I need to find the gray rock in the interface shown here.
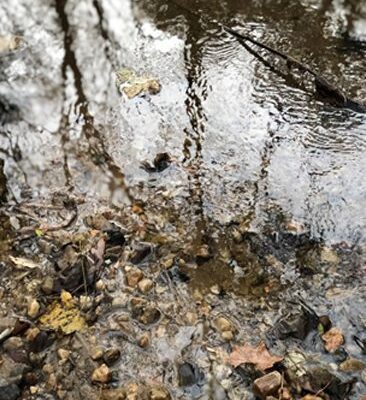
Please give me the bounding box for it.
[0,377,20,400]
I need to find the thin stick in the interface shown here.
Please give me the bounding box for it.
[167,0,366,112]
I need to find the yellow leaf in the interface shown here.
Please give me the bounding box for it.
[39,292,86,335]
[35,229,44,237]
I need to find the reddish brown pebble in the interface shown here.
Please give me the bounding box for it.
[253,371,282,399]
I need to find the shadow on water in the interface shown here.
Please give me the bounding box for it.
[129,0,366,294]
[55,0,133,203]
[0,0,365,294]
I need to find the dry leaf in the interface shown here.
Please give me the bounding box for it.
[322,327,344,352]
[0,35,23,54]
[90,237,105,268]
[115,68,161,99]
[228,342,283,371]
[9,256,39,269]
[39,290,86,335]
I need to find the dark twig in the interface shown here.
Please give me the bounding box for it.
[168,0,366,113]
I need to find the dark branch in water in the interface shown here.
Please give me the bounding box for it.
[168,0,366,113]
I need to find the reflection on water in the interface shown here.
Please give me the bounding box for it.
[0,0,366,245]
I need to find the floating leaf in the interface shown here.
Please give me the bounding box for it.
[322,327,344,352]
[9,256,39,269]
[115,68,161,99]
[0,35,23,54]
[39,290,86,335]
[228,342,283,371]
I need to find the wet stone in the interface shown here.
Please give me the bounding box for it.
[178,362,203,387]
[150,386,171,400]
[0,377,21,400]
[29,331,51,353]
[339,358,366,372]
[214,316,234,341]
[138,332,150,348]
[103,348,121,366]
[3,337,23,352]
[104,226,126,247]
[195,245,211,264]
[125,267,144,288]
[139,305,161,325]
[253,371,281,399]
[90,347,104,361]
[130,298,161,325]
[41,276,54,294]
[138,278,154,293]
[101,389,126,400]
[272,305,317,340]
[57,349,70,363]
[27,299,40,318]
[130,243,152,264]
[91,364,112,384]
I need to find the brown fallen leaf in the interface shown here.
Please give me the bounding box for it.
[228,342,283,371]
[322,327,344,352]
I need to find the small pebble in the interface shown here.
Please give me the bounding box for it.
[92,364,112,384]
[57,349,70,362]
[95,279,106,291]
[214,316,233,333]
[104,348,121,366]
[138,333,150,348]
[41,277,54,294]
[253,371,282,399]
[3,336,23,352]
[339,358,366,372]
[91,347,104,361]
[138,278,154,293]
[27,299,40,318]
[150,386,171,400]
[125,267,144,287]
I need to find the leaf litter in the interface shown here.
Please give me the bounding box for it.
[39,290,86,335]
[228,342,283,371]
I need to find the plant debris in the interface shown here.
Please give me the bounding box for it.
[0,35,23,54]
[39,290,86,335]
[322,327,344,353]
[228,342,283,371]
[115,68,161,99]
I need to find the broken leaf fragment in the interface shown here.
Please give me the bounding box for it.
[39,290,86,335]
[0,35,23,54]
[115,68,161,99]
[228,342,283,371]
[322,327,344,352]
[9,256,39,269]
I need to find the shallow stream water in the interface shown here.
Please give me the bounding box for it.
[1,1,366,398]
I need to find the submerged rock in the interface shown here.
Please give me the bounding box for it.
[91,364,112,384]
[0,377,21,400]
[253,371,282,399]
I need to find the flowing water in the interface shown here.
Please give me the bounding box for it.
[1,0,366,244]
[1,0,366,398]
